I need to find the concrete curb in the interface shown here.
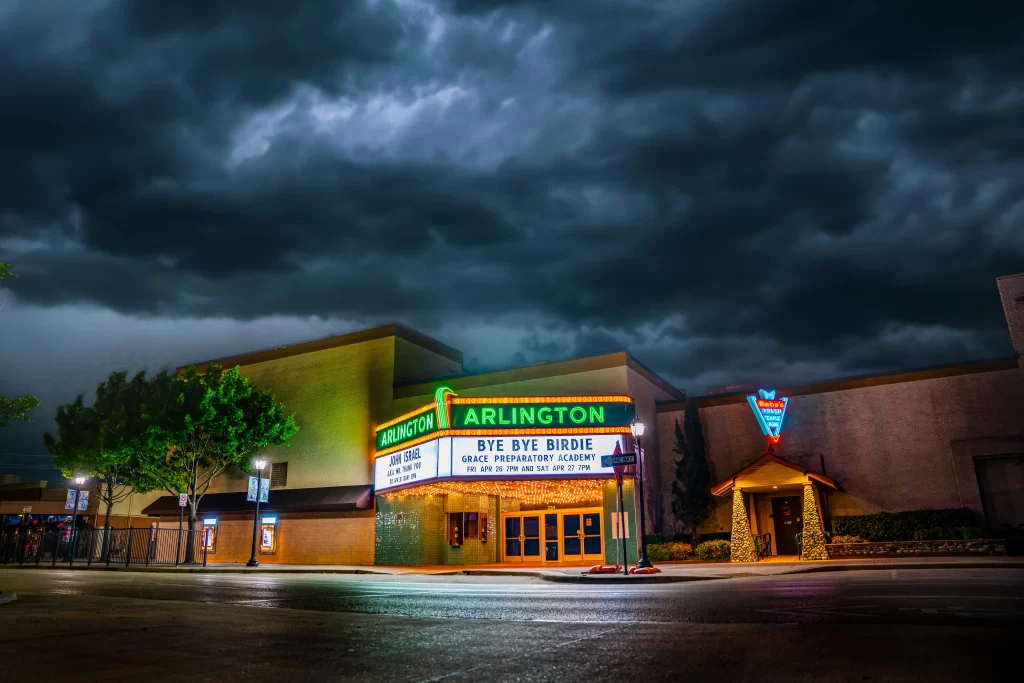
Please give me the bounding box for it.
[543,573,721,584]
[0,565,395,575]
[781,561,1024,575]
[446,569,722,583]
[0,591,17,606]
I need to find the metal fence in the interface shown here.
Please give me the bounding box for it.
[0,526,208,568]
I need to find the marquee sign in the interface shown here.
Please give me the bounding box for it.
[373,390,636,492]
[374,434,629,493]
[747,389,788,444]
[374,389,635,456]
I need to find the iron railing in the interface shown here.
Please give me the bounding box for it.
[753,532,772,560]
[0,527,207,568]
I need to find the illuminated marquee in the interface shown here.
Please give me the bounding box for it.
[374,434,629,493]
[374,390,635,457]
[746,389,788,444]
[372,391,635,493]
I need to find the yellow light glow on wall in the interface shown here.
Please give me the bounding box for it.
[372,427,633,458]
[383,479,605,507]
[374,402,437,432]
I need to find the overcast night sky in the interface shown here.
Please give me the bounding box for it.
[1,1,1023,476]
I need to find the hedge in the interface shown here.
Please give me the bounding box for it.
[665,532,731,543]
[832,509,979,542]
[695,539,731,561]
[646,542,694,561]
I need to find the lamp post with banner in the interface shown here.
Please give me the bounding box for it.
[246,457,268,567]
[631,416,653,569]
[66,475,89,561]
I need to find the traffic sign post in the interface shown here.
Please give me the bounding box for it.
[604,443,632,575]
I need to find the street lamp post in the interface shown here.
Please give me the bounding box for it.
[69,475,87,561]
[631,417,652,568]
[246,457,267,568]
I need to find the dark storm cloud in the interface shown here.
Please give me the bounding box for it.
[1,0,1022,437]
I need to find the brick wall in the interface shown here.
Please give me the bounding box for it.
[191,511,375,565]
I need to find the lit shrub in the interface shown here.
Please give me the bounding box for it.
[695,539,731,561]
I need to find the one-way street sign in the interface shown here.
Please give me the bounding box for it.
[601,452,637,468]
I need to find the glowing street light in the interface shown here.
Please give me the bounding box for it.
[630,417,652,569]
[246,457,268,568]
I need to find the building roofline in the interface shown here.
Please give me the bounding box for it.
[710,451,838,496]
[657,354,1020,413]
[180,324,463,371]
[624,353,687,400]
[394,351,684,401]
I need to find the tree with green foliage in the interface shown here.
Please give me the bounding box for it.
[0,262,40,427]
[45,371,168,539]
[137,364,299,538]
[671,397,712,542]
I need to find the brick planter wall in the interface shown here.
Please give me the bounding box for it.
[826,539,1007,558]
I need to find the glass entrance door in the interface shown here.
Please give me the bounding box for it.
[561,512,604,563]
[504,516,521,560]
[503,514,541,562]
[502,508,604,564]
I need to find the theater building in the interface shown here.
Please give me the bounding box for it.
[139,273,1024,565]
[141,327,681,565]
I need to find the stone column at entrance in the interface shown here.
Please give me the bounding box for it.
[729,489,758,563]
[800,483,829,560]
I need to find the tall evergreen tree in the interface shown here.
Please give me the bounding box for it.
[671,398,711,542]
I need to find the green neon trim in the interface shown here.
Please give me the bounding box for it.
[434,386,455,429]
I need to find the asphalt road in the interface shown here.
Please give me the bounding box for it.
[1,568,1022,681]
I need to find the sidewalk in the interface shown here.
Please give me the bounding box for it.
[3,555,1021,582]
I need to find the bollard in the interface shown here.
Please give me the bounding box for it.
[125,530,134,568]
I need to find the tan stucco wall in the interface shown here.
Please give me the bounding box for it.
[658,365,1024,534]
[209,335,398,493]
[394,336,462,385]
[625,367,679,534]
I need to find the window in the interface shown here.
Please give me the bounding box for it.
[465,512,479,540]
[447,513,462,546]
[447,512,488,546]
[270,462,288,489]
[202,518,218,553]
[260,515,278,554]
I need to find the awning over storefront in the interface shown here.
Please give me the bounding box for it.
[141,485,374,516]
[710,451,838,496]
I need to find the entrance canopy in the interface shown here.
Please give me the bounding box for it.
[710,451,838,497]
[379,479,606,507]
